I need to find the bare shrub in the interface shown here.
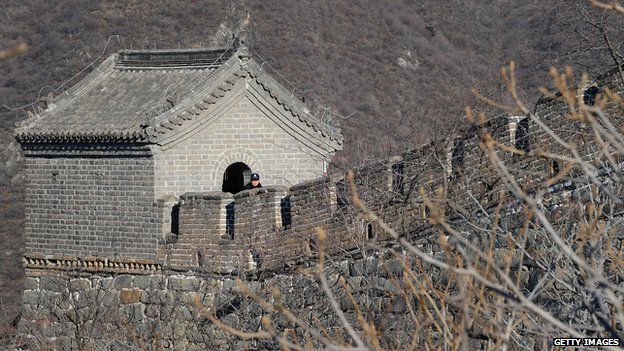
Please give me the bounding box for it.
[206,9,624,351]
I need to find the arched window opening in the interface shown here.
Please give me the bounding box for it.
[197,251,203,268]
[332,181,350,214]
[391,162,405,194]
[280,196,292,229]
[159,195,180,243]
[583,86,600,106]
[222,162,251,194]
[515,118,530,152]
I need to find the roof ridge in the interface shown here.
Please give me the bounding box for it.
[116,41,240,69]
[117,45,235,54]
[14,43,343,150]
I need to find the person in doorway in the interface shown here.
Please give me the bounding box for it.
[243,172,263,190]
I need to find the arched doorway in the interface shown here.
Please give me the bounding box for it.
[222,162,251,194]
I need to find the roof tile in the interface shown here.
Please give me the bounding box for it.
[15,42,343,148]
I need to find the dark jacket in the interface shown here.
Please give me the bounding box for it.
[243,182,263,190]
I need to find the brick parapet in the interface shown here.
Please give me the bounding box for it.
[159,181,357,274]
[20,65,624,277]
[21,109,623,276]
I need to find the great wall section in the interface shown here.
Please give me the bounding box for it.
[12,42,624,350]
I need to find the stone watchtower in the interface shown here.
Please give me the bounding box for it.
[14,41,342,266]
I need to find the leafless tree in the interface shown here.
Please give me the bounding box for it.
[205,3,624,351]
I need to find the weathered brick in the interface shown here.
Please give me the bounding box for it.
[22,155,159,260]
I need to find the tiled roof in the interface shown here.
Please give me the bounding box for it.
[116,47,234,69]
[15,42,342,148]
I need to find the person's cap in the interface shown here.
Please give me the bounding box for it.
[251,173,260,180]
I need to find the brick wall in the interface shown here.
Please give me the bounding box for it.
[163,188,286,273]
[17,65,624,351]
[152,82,333,199]
[164,180,356,273]
[19,64,624,276]
[288,178,354,256]
[161,192,229,270]
[23,151,160,260]
[20,95,621,272]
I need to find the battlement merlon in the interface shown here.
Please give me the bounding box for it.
[22,179,354,275]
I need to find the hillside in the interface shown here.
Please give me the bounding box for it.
[1,0,622,327]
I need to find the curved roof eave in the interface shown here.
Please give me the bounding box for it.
[14,44,343,151]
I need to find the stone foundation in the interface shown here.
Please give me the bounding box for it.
[20,237,551,350]
[19,244,458,350]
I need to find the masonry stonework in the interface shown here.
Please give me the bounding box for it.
[22,150,160,260]
[15,42,342,265]
[152,91,325,200]
[14,41,624,349]
[19,247,456,351]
